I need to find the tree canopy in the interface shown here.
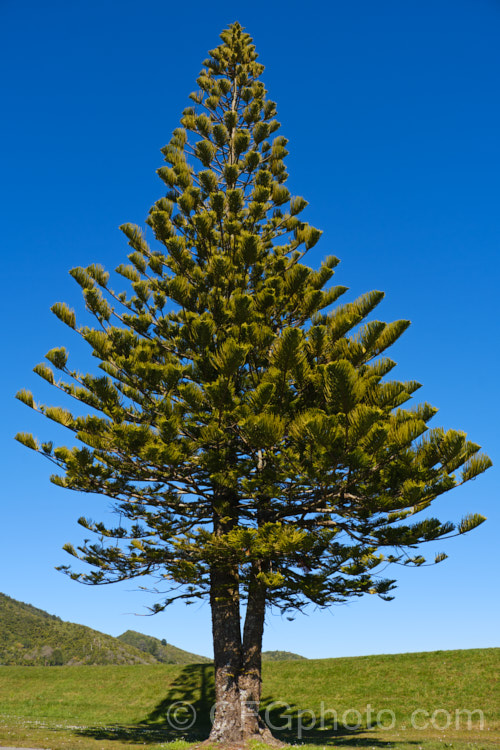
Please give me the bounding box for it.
[16,21,491,743]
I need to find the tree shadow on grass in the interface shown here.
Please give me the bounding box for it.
[75,663,418,747]
[75,664,214,745]
[259,695,420,747]
[144,662,215,739]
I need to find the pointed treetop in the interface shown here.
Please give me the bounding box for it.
[207,21,262,73]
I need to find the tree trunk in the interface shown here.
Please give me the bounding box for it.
[208,484,280,745]
[240,573,274,740]
[209,564,243,744]
[208,562,284,745]
[241,576,264,728]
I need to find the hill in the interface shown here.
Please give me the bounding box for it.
[262,650,306,661]
[117,630,211,664]
[0,591,305,668]
[0,592,157,666]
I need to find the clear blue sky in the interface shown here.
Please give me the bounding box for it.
[1,0,498,659]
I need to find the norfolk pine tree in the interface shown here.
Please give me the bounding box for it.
[16,23,491,744]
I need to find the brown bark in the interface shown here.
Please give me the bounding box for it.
[209,563,244,743]
[239,571,276,742]
[208,488,243,743]
[208,488,280,744]
[209,561,283,745]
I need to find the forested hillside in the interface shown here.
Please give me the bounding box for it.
[0,593,307,667]
[117,630,211,664]
[262,650,306,661]
[0,593,159,666]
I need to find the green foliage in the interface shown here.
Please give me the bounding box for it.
[17,22,491,618]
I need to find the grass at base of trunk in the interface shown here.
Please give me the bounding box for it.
[0,648,497,750]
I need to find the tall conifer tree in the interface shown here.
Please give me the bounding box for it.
[17,23,491,744]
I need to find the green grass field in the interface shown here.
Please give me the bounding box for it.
[0,647,498,750]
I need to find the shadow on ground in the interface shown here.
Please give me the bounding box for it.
[75,663,418,747]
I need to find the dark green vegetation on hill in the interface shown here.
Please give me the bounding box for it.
[0,647,497,750]
[0,593,206,666]
[117,630,210,664]
[261,650,305,661]
[0,592,303,667]
[0,592,155,666]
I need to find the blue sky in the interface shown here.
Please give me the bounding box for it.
[1,0,499,659]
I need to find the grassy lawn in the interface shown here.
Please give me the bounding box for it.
[0,648,498,750]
